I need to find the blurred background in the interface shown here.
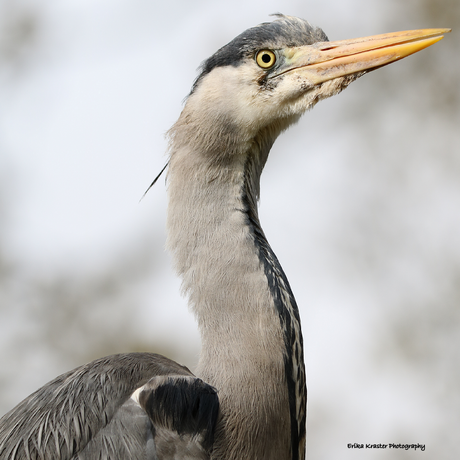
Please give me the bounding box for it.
[0,0,458,458]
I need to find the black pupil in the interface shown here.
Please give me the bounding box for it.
[262,53,271,63]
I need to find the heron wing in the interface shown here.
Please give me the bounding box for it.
[0,353,219,460]
[74,397,157,460]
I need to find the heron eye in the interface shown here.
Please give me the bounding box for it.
[256,50,276,69]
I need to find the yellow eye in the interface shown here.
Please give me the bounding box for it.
[256,50,276,69]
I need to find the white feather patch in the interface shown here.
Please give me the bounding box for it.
[130,385,145,406]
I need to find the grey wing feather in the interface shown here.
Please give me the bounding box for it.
[75,398,157,460]
[0,353,219,460]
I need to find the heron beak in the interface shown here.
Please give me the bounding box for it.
[279,28,451,84]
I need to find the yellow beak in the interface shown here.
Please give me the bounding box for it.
[278,28,451,84]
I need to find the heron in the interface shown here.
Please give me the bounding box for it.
[0,14,449,460]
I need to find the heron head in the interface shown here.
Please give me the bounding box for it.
[173,15,449,158]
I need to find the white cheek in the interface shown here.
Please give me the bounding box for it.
[192,66,270,131]
[190,65,313,133]
[214,68,262,124]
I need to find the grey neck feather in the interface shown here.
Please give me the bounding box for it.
[166,99,306,460]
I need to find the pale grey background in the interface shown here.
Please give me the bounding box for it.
[0,0,459,458]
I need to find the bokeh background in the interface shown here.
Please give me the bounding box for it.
[0,0,459,458]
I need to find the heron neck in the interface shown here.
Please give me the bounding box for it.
[166,134,305,459]
[166,142,274,330]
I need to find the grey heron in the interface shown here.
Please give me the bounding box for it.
[0,14,449,460]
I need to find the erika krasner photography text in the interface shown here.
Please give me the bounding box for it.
[348,443,426,451]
